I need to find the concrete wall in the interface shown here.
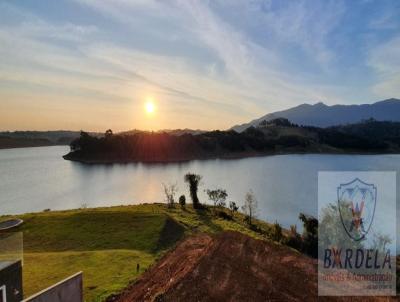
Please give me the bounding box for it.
[0,260,23,302]
[23,272,82,302]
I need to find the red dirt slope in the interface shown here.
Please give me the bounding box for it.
[110,231,396,302]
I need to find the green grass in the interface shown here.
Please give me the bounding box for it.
[24,250,154,302]
[2,203,273,302]
[20,211,168,252]
[165,206,272,239]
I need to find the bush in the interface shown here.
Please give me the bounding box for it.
[271,221,283,242]
[216,210,232,220]
[179,195,186,208]
[285,224,302,250]
[249,223,263,234]
[228,201,239,217]
[299,213,318,258]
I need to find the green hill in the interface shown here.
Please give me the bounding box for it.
[3,204,274,301]
[63,119,400,163]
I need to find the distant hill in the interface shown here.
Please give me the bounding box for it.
[120,129,204,136]
[232,98,400,132]
[0,129,204,150]
[0,131,90,149]
[159,128,205,136]
[0,136,54,149]
[63,119,400,163]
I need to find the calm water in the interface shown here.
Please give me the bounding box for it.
[1,146,399,231]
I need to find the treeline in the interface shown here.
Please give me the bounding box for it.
[330,118,400,147]
[65,128,275,162]
[64,118,400,163]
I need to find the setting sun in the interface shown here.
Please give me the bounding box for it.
[145,100,155,114]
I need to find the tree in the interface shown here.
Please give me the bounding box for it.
[184,173,202,209]
[162,183,178,208]
[105,129,113,138]
[242,190,258,225]
[179,195,186,208]
[80,130,90,139]
[71,131,90,151]
[299,212,319,258]
[206,189,227,207]
[229,201,239,217]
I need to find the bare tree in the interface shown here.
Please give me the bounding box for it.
[242,190,258,225]
[163,183,178,208]
[372,232,392,252]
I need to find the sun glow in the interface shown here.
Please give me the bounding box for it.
[145,99,155,114]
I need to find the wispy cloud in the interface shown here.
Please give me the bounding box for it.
[0,0,399,131]
[368,35,400,98]
[206,0,346,66]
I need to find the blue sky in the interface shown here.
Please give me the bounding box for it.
[0,0,399,131]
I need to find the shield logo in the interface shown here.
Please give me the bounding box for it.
[337,178,377,241]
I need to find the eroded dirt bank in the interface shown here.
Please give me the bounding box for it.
[109,231,396,302]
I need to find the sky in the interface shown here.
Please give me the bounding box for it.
[0,0,399,132]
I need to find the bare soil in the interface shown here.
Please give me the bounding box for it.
[109,231,398,302]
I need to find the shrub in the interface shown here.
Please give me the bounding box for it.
[216,210,232,220]
[179,195,186,208]
[285,224,302,250]
[228,201,239,217]
[271,221,283,242]
[299,213,318,258]
[249,223,263,234]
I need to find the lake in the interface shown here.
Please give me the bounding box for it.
[1,146,399,231]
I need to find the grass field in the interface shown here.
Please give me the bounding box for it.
[2,203,272,302]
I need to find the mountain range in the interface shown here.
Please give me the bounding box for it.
[231,98,400,132]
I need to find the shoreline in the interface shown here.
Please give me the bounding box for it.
[0,143,68,150]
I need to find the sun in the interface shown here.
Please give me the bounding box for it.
[145,100,155,114]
